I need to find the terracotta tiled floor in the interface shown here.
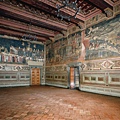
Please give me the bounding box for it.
[0,86,120,120]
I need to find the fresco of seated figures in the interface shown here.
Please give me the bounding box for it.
[46,31,81,64]
[0,37,44,64]
[85,14,120,60]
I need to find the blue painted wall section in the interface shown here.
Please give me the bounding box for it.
[0,37,44,64]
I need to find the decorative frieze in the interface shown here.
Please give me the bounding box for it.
[0,64,30,71]
[81,57,120,71]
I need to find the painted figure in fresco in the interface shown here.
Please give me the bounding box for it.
[22,48,26,56]
[29,48,32,57]
[18,47,21,56]
[36,49,40,57]
[32,49,36,60]
[26,43,31,57]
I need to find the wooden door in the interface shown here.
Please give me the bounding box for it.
[31,68,40,85]
[70,67,75,89]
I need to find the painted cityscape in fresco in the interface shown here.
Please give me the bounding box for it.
[85,15,120,60]
[0,37,44,64]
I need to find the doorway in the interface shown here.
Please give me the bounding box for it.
[31,68,40,85]
[67,62,81,89]
[69,66,80,89]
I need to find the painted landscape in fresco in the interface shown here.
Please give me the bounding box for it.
[85,15,120,60]
[0,37,44,64]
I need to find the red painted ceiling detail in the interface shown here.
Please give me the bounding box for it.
[0,0,118,42]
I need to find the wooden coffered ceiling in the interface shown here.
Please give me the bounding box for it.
[0,0,119,43]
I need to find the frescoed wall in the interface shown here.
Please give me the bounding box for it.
[80,14,120,97]
[0,36,45,87]
[0,37,44,64]
[46,29,82,87]
[46,31,81,65]
[46,14,120,96]
[85,14,120,60]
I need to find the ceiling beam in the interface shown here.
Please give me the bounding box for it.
[0,25,50,39]
[104,0,120,6]
[0,10,66,34]
[19,0,57,15]
[0,2,68,30]
[87,0,113,9]
[0,28,47,42]
[17,0,84,25]
[104,0,114,6]
[0,17,55,37]
[85,0,113,16]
